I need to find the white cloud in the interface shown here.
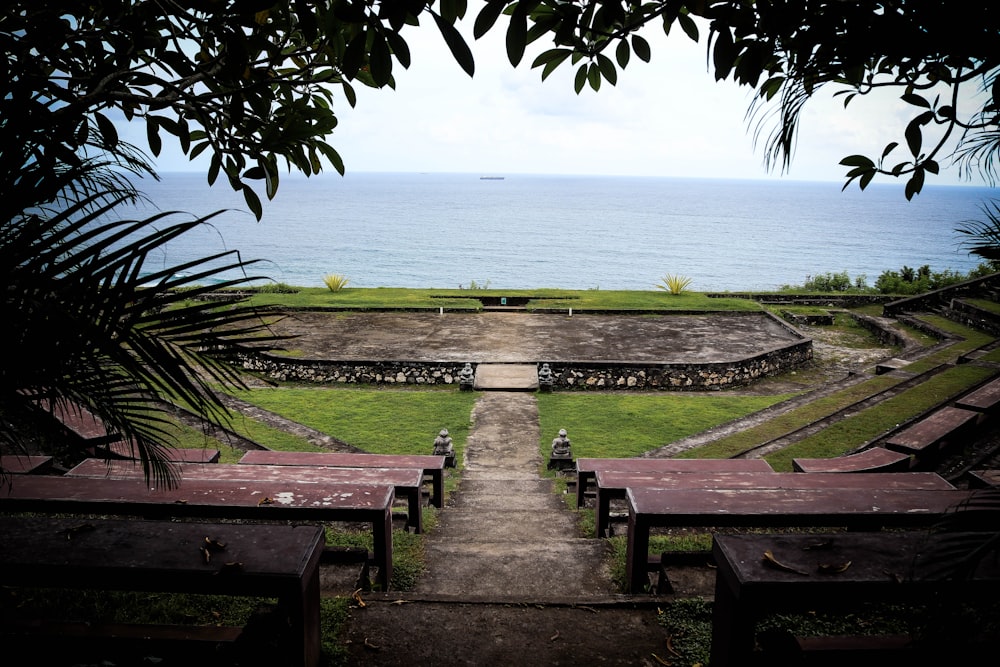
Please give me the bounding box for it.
[141,18,989,188]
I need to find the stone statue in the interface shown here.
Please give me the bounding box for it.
[550,428,572,459]
[458,362,475,390]
[433,428,454,456]
[433,428,456,467]
[537,363,554,389]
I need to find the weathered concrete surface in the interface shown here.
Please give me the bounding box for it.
[267,311,803,363]
[414,392,617,600]
[473,363,540,390]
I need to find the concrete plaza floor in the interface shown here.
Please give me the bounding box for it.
[267,310,806,363]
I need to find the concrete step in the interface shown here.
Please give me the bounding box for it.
[473,364,539,391]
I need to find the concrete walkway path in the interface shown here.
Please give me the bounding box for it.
[415,391,615,601]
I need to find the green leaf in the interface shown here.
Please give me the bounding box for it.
[243,185,263,220]
[881,142,899,159]
[146,118,162,157]
[342,30,367,80]
[243,166,266,180]
[383,30,412,70]
[474,0,507,39]
[574,63,587,94]
[317,143,346,175]
[506,5,528,66]
[94,112,118,149]
[615,39,630,69]
[838,155,875,169]
[905,167,925,200]
[432,11,475,76]
[905,118,923,157]
[587,62,601,91]
[632,34,651,63]
[596,54,617,86]
[678,13,699,41]
[369,30,393,87]
[901,92,931,108]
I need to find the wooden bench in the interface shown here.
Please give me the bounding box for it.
[239,450,448,509]
[67,458,426,534]
[954,376,1000,414]
[96,441,221,463]
[0,454,54,475]
[593,470,955,538]
[0,516,325,667]
[791,447,912,473]
[884,406,980,458]
[574,457,774,509]
[967,469,1000,488]
[624,486,973,593]
[0,474,395,590]
[709,531,1000,666]
[42,399,119,446]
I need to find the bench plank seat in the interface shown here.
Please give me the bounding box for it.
[43,400,118,445]
[710,531,1000,666]
[884,406,980,456]
[624,486,973,593]
[98,441,221,463]
[67,458,425,533]
[954,377,1000,414]
[239,450,447,508]
[792,447,911,473]
[0,475,394,590]
[593,470,954,538]
[0,454,54,475]
[0,516,325,667]
[574,457,773,508]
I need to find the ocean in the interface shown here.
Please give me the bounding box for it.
[129,171,996,292]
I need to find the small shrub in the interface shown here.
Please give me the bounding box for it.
[323,273,350,291]
[254,281,299,294]
[656,274,693,295]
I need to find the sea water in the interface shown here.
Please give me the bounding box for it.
[129,171,996,292]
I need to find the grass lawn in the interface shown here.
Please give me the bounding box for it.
[243,286,764,312]
[535,392,795,460]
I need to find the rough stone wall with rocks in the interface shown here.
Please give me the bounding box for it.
[537,340,813,391]
[238,355,467,386]
[237,338,813,391]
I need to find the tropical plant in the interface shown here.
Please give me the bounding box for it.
[1,160,285,485]
[323,273,351,291]
[656,274,693,295]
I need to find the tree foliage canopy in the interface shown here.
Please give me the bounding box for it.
[475,0,1000,198]
[5,1,997,207]
[3,0,473,218]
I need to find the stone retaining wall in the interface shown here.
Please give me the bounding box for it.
[237,337,813,391]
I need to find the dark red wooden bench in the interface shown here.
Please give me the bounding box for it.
[0,474,395,590]
[68,458,426,534]
[968,469,1000,488]
[43,400,119,446]
[710,531,1000,666]
[791,447,912,473]
[574,457,773,509]
[0,516,325,667]
[593,470,954,538]
[624,486,973,593]
[954,376,1000,414]
[0,454,54,475]
[97,441,221,463]
[239,449,447,509]
[884,406,980,458]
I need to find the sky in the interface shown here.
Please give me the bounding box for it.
[147,17,989,187]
